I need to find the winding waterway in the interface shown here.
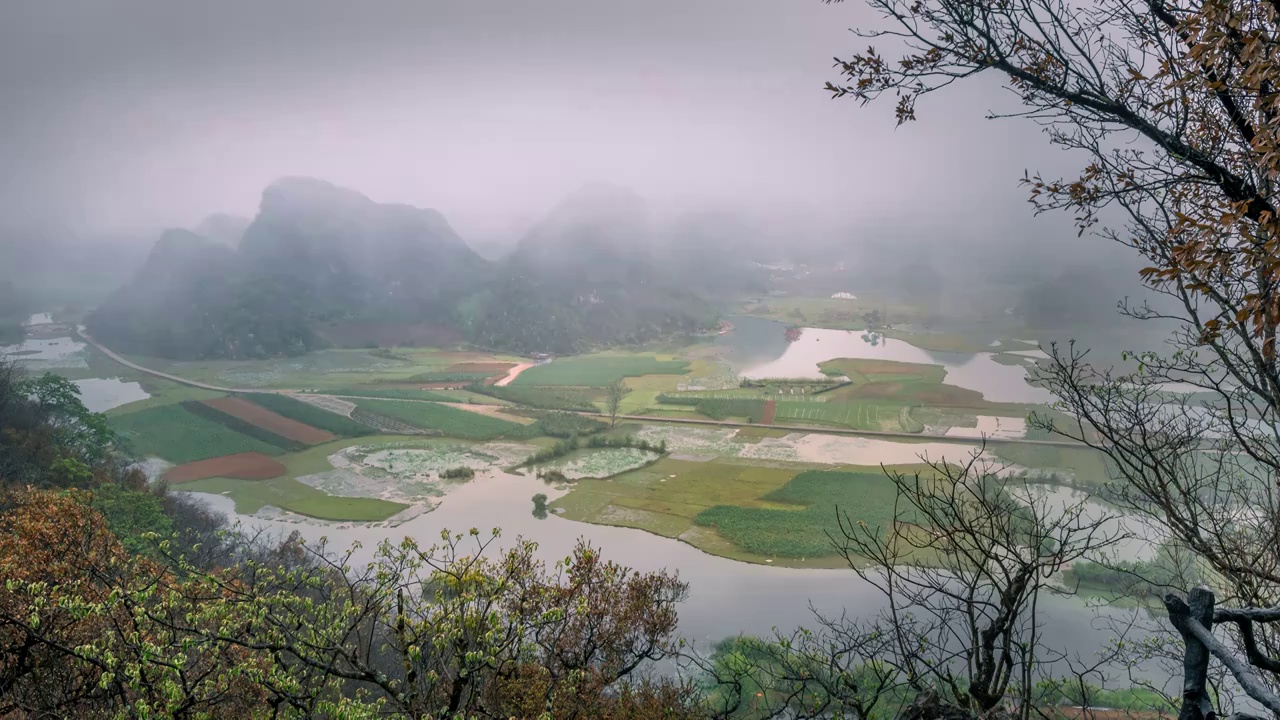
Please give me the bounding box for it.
[185,464,1158,672]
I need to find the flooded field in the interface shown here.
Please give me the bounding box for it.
[1,337,88,369]
[736,326,1053,404]
[635,424,994,466]
[75,377,150,412]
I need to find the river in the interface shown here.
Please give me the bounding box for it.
[185,464,1158,671]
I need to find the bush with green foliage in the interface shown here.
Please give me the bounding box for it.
[531,411,608,438]
[440,466,475,480]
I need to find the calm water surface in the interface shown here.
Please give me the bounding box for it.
[76,377,150,413]
[185,468,1154,664]
[719,317,1053,404]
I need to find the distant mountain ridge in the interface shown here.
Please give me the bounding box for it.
[88,178,739,359]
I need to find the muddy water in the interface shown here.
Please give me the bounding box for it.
[720,319,1052,404]
[184,467,1153,663]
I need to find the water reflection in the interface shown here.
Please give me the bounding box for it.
[723,322,1052,404]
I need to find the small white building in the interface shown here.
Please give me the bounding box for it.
[830,292,857,300]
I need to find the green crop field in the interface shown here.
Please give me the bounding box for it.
[110,404,283,463]
[552,457,935,566]
[474,384,600,411]
[324,387,458,402]
[694,470,901,558]
[512,354,690,387]
[240,394,373,437]
[352,399,527,440]
[773,400,911,431]
[403,371,496,383]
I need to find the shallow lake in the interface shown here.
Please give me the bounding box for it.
[184,465,1155,670]
[75,377,150,413]
[721,319,1053,404]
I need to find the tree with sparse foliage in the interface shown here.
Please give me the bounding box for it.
[833,0,1280,716]
[605,377,629,427]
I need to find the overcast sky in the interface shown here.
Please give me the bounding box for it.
[0,0,1086,249]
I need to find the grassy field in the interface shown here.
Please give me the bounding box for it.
[694,470,902,558]
[180,475,408,521]
[110,404,284,463]
[240,393,373,436]
[352,399,529,440]
[552,456,932,566]
[820,358,947,387]
[473,385,601,411]
[119,348,525,390]
[991,444,1113,490]
[742,296,932,331]
[513,353,690,387]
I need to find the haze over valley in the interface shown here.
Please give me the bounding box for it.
[2,1,1271,718]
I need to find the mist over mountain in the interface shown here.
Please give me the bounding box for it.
[89,178,736,359]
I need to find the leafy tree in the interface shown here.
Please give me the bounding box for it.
[0,361,135,490]
[0,489,696,718]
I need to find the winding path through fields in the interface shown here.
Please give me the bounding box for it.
[77,328,1083,448]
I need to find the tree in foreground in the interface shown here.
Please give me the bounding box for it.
[0,487,694,718]
[829,0,1280,716]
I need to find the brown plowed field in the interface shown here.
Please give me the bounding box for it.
[760,400,777,425]
[163,452,287,483]
[443,362,515,374]
[202,396,338,444]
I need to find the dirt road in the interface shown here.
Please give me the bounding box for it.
[495,362,534,387]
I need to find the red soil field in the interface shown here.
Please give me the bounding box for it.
[203,396,338,444]
[163,452,287,483]
[760,400,777,425]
